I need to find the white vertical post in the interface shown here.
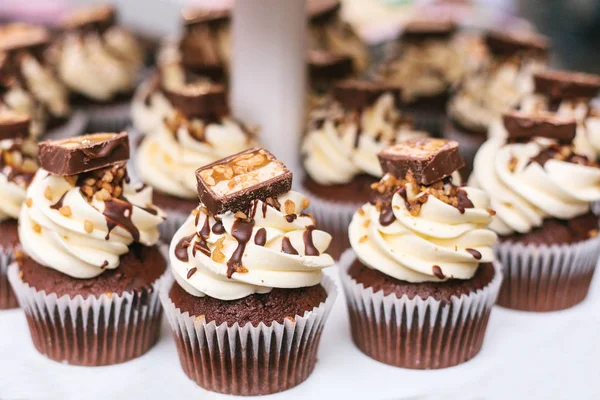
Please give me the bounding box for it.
[231,0,306,174]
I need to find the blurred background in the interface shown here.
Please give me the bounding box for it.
[2,0,600,72]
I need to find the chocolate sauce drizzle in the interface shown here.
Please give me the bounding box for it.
[193,216,211,257]
[282,237,299,255]
[456,189,474,214]
[226,219,255,278]
[432,265,446,279]
[50,192,68,210]
[187,267,198,279]
[175,234,196,262]
[103,199,139,241]
[212,219,225,234]
[466,248,482,260]
[254,227,267,246]
[303,225,320,256]
[379,201,396,226]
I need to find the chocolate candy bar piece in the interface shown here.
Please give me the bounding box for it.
[0,23,50,54]
[62,4,116,33]
[308,50,354,83]
[485,31,549,57]
[401,18,456,41]
[308,0,341,24]
[182,8,230,29]
[39,132,130,176]
[534,69,600,100]
[333,80,401,110]
[378,138,464,185]
[161,81,228,119]
[503,111,576,143]
[0,110,30,140]
[196,148,293,215]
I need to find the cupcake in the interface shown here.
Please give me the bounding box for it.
[469,111,600,311]
[308,49,355,108]
[377,18,471,134]
[52,4,144,131]
[445,30,549,176]
[8,132,167,365]
[301,80,426,259]
[308,0,369,75]
[161,148,337,395]
[135,79,258,239]
[340,138,502,369]
[0,111,38,309]
[0,23,85,140]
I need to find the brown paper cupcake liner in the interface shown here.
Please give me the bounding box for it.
[7,261,170,366]
[0,245,19,310]
[339,250,503,369]
[495,235,600,312]
[160,274,338,396]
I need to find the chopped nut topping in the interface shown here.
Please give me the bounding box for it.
[589,229,598,238]
[508,156,518,173]
[84,220,94,233]
[79,164,128,202]
[284,200,295,215]
[59,206,72,217]
[359,235,368,243]
[25,198,32,208]
[95,189,111,201]
[32,222,41,233]
[235,211,248,220]
[211,237,226,262]
[44,186,53,201]
[301,198,310,211]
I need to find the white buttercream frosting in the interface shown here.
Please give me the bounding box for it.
[170,191,334,300]
[19,168,165,278]
[302,94,426,185]
[349,174,496,282]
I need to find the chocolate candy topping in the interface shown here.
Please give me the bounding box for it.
[62,4,116,33]
[534,69,600,100]
[485,31,549,57]
[333,80,400,110]
[503,111,576,143]
[308,0,341,24]
[39,132,130,176]
[181,8,230,29]
[0,110,30,140]
[401,18,456,41]
[162,81,228,119]
[0,23,50,55]
[378,138,464,185]
[308,50,354,83]
[196,148,293,215]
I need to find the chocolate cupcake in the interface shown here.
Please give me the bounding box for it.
[340,138,502,369]
[8,132,168,365]
[301,80,427,259]
[134,77,258,240]
[308,0,369,75]
[445,30,549,176]
[161,148,337,395]
[378,18,478,134]
[0,23,86,140]
[51,4,144,131]
[469,111,600,311]
[0,111,38,309]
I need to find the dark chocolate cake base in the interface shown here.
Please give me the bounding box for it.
[496,213,599,312]
[166,281,332,395]
[343,259,499,369]
[0,219,19,310]
[14,245,167,366]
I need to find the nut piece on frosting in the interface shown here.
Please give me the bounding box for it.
[38,132,130,176]
[502,111,576,143]
[378,138,464,185]
[196,148,293,215]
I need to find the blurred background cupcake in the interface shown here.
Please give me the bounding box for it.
[470,110,600,311]
[134,77,258,240]
[0,111,37,309]
[8,132,167,365]
[162,148,337,395]
[445,30,549,177]
[50,4,144,131]
[302,79,426,259]
[0,23,86,140]
[340,138,502,369]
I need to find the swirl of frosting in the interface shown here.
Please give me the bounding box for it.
[0,139,37,221]
[302,93,426,185]
[19,167,165,278]
[170,191,334,300]
[137,114,257,199]
[58,27,143,101]
[349,174,496,282]
[448,58,544,132]
[469,137,600,235]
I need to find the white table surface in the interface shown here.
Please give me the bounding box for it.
[1,265,599,400]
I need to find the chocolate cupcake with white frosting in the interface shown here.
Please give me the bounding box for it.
[339,138,502,369]
[302,80,427,258]
[0,111,38,309]
[470,111,600,311]
[134,79,257,239]
[445,30,549,176]
[0,23,85,140]
[161,148,337,395]
[8,132,167,365]
[52,4,144,131]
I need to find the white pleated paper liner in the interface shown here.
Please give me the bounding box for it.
[7,260,170,366]
[43,111,88,141]
[338,249,503,369]
[0,245,19,310]
[494,234,600,312]
[592,201,600,216]
[159,273,338,396]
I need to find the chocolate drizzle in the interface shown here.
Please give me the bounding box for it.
[193,216,211,257]
[175,234,196,262]
[456,189,474,214]
[281,237,299,255]
[432,265,446,279]
[285,214,297,223]
[187,267,198,279]
[103,199,139,241]
[226,219,255,278]
[303,225,320,256]
[466,248,482,260]
[50,192,68,210]
[254,227,267,246]
[379,201,396,226]
[212,219,225,234]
